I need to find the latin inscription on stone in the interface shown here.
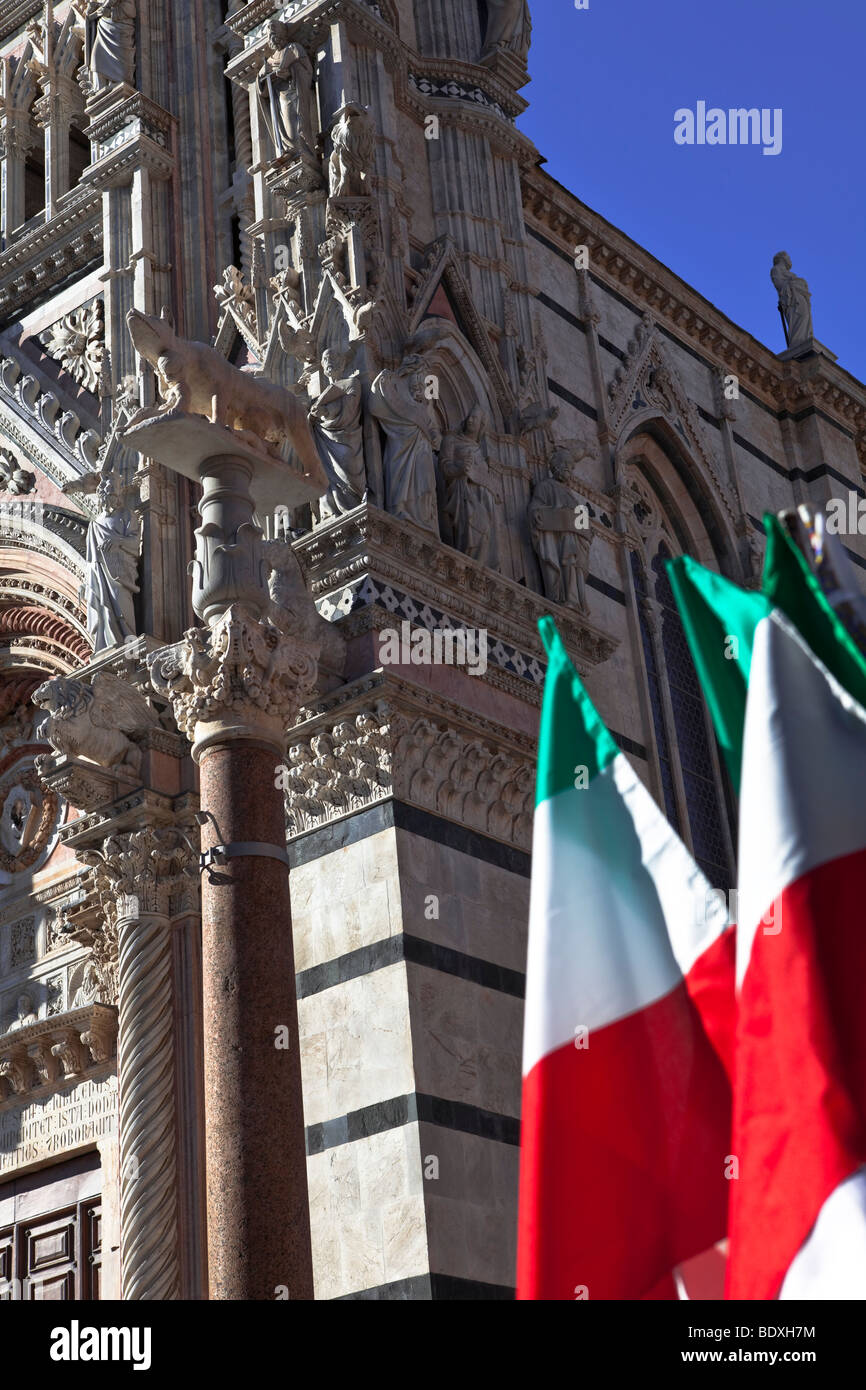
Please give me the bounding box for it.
[0,1076,117,1174]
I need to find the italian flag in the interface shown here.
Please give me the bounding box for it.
[516,617,733,1300]
[670,523,866,1299]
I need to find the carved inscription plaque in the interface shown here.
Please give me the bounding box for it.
[0,1075,117,1174]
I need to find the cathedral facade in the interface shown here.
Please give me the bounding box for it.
[0,0,864,1300]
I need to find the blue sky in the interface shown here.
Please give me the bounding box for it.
[518,0,866,383]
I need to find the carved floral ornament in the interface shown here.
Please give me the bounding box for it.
[38,299,105,395]
[78,824,199,922]
[0,447,36,494]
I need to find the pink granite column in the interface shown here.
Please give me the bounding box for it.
[198,740,313,1301]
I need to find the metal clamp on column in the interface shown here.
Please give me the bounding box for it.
[200,841,291,871]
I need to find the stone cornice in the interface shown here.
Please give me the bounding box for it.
[0,868,87,927]
[0,186,102,322]
[522,168,866,440]
[296,505,619,678]
[0,1002,117,1104]
[227,0,400,45]
[57,787,178,849]
[0,0,41,44]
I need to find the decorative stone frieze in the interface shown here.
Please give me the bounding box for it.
[0,186,102,322]
[283,682,535,850]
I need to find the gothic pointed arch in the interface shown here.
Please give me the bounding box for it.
[410,314,506,436]
[610,313,744,581]
[408,237,515,421]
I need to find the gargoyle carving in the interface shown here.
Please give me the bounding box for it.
[32,672,159,778]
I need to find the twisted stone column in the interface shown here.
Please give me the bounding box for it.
[83,827,198,1300]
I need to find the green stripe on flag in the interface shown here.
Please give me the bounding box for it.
[666,556,771,794]
[761,513,866,711]
[536,616,618,806]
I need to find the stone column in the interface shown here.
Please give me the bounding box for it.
[34,73,81,218]
[0,118,34,243]
[148,448,321,1300]
[82,825,198,1300]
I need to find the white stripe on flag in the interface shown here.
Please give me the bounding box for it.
[524,753,728,1073]
[737,612,866,983]
[779,1167,866,1300]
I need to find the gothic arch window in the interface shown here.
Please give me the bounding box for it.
[630,550,681,835]
[24,139,46,225]
[626,474,734,890]
[651,543,733,889]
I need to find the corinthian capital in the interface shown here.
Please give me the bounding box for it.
[148,603,320,756]
[80,825,199,920]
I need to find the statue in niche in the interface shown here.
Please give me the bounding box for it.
[308,349,366,521]
[86,0,136,91]
[71,961,103,1009]
[67,469,140,651]
[439,407,501,568]
[771,251,813,348]
[328,103,374,197]
[255,21,317,161]
[369,354,441,535]
[530,446,594,612]
[480,0,532,63]
[5,992,37,1033]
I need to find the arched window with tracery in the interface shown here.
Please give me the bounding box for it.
[652,543,733,888]
[625,473,735,890]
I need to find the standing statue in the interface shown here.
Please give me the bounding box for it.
[439,407,501,568]
[255,21,317,160]
[308,349,365,520]
[369,354,441,535]
[66,469,140,651]
[771,251,814,348]
[86,0,136,90]
[328,103,374,197]
[530,446,594,612]
[480,0,532,63]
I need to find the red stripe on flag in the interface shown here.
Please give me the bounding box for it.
[727,844,866,1299]
[517,980,730,1300]
[684,926,737,1081]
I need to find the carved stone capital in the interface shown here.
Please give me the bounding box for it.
[0,103,37,157]
[148,604,319,757]
[80,824,199,922]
